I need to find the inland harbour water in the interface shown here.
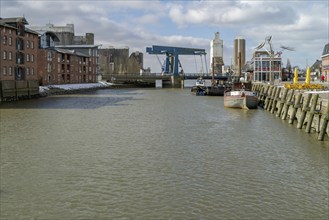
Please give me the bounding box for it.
[0,86,328,219]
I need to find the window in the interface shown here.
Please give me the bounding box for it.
[26,67,29,75]
[26,54,30,62]
[48,51,52,61]
[31,41,34,49]
[2,35,7,44]
[3,66,7,75]
[26,40,30,49]
[31,54,34,62]
[47,63,51,72]
[9,67,12,75]
[3,51,7,60]
[8,29,12,34]
[31,68,34,75]
[8,52,12,60]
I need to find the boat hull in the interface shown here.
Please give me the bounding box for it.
[224,91,258,109]
[206,85,225,96]
[191,86,207,96]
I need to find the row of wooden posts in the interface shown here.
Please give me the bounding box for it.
[252,83,329,141]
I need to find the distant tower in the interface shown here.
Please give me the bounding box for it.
[234,37,246,76]
[210,32,224,75]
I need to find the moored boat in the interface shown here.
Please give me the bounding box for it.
[191,85,207,96]
[195,77,205,87]
[191,77,207,96]
[206,84,226,96]
[224,90,258,109]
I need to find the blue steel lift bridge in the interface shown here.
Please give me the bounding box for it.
[146,45,207,76]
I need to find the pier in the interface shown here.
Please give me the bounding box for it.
[252,83,329,141]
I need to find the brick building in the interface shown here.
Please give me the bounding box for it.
[30,24,99,85]
[54,45,99,84]
[0,17,38,81]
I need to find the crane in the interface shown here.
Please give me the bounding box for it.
[146,45,207,76]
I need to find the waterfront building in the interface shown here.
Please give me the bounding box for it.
[252,50,281,82]
[98,47,143,76]
[233,37,246,76]
[321,43,329,82]
[0,17,38,81]
[53,45,99,84]
[210,32,224,75]
[29,23,99,84]
[29,23,94,46]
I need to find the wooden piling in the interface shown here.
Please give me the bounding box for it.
[297,93,312,129]
[305,94,319,133]
[259,85,269,108]
[289,93,303,124]
[264,86,273,110]
[318,100,329,141]
[271,87,281,114]
[276,88,288,117]
[252,83,328,141]
[266,86,275,111]
[281,89,295,120]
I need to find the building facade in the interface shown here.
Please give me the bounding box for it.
[37,47,97,85]
[252,51,281,82]
[0,17,38,81]
[210,32,224,75]
[98,47,143,76]
[233,37,246,76]
[29,23,94,46]
[321,43,329,82]
[29,23,99,85]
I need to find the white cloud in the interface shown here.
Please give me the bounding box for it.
[1,0,327,72]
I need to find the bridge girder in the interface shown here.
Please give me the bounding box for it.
[146,45,206,76]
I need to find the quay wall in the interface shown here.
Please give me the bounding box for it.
[252,83,329,141]
[0,80,39,102]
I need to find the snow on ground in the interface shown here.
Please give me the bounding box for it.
[39,81,113,94]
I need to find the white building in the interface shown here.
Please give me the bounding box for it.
[210,32,224,75]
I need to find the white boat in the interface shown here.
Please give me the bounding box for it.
[195,77,205,87]
[224,90,258,109]
[191,77,207,95]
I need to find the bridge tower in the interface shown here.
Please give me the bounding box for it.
[146,45,207,87]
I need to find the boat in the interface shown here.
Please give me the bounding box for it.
[195,77,205,87]
[206,79,229,96]
[191,77,207,96]
[191,85,207,96]
[224,82,258,109]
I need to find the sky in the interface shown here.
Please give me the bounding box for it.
[1,0,328,74]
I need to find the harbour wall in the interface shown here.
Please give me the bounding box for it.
[0,80,39,102]
[252,83,329,141]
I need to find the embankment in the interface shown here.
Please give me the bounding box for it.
[252,83,329,141]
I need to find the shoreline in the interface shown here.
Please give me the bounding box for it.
[38,81,155,97]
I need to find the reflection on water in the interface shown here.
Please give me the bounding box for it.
[1,88,328,219]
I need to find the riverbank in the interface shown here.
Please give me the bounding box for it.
[38,81,157,97]
[252,82,329,141]
[39,81,112,97]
